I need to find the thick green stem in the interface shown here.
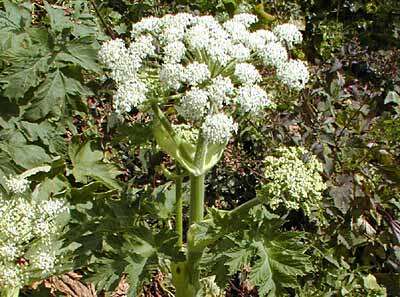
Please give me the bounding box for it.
[189,174,205,224]
[1,287,19,297]
[189,136,207,224]
[175,169,183,248]
[184,136,208,296]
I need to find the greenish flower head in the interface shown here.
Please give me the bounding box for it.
[173,124,199,145]
[259,146,326,216]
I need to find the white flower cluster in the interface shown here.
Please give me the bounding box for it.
[273,23,303,49]
[277,59,310,91]
[0,176,68,288]
[201,113,238,144]
[5,175,30,194]
[259,147,326,216]
[99,13,309,143]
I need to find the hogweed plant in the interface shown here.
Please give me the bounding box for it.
[99,13,316,296]
[0,167,69,297]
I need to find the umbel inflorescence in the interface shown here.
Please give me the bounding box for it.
[99,13,309,145]
[0,171,68,288]
[260,147,326,216]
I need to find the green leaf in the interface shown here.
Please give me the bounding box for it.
[363,274,379,290]
[85,258,127,293]
[249,231,311,296]
[0,0,31,32]
[24,69,91,120]
[0,50,50,100]
[18,121,66,154]
[4,143,51,169]
[113,122,153,145]
[124,255,148,296]
[0,31,29,52]
[44,1,73,33]
[56,40,100,73]
[224,243,254,274]
[146,182,176,219]
[68,140,122,190]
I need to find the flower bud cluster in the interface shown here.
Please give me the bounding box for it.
[0,173,68,288]
[99,13,309,144]
[259,147,326,216]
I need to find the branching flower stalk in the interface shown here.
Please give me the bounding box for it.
[99,12,309,296]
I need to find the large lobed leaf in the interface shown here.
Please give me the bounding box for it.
[198,206,312,296]
[68,140,122,190]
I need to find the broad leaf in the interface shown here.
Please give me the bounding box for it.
[56,40,100,73]
[44,1,73,33]
[224,242,254,275]
[4,143,51,169]
[249,231,312,296]
[68,140,122,190]
[0,49,50,100]
[24,69,91,120]
[0,0,31,32]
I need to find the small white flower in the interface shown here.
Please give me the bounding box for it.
[246,29,277,51]
[192,15,221,30]
[234,63,262,85]
[236,85,270,114]
[159,63,185,91]
[206,40,232,65]
[98,39,126,68]
[164,41,186,63]
[41,200,67,217]
[177,88,209,121]
[32,251,56,273]
[129,34,155,59]
[131,16,161,37]
[260,146,326,216]
[113,79,148,113]
[259,42,288,68]
[184,62,211,86]
[232,13,258,28]
[228,43,251,61]
[0,265,23,287]
[273,23,303,49]
[110,55,142,84]
[0,243,18,261]
[185,24,210,50]
[34,219,52,237]
[162,13,193,29]
[207,76,235,107]
[0,189,67,287]
[276,59,309,90]
[161,25,185,44]
[223,20,249,43]
[201,113,238,144]
[5,175,30,194]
